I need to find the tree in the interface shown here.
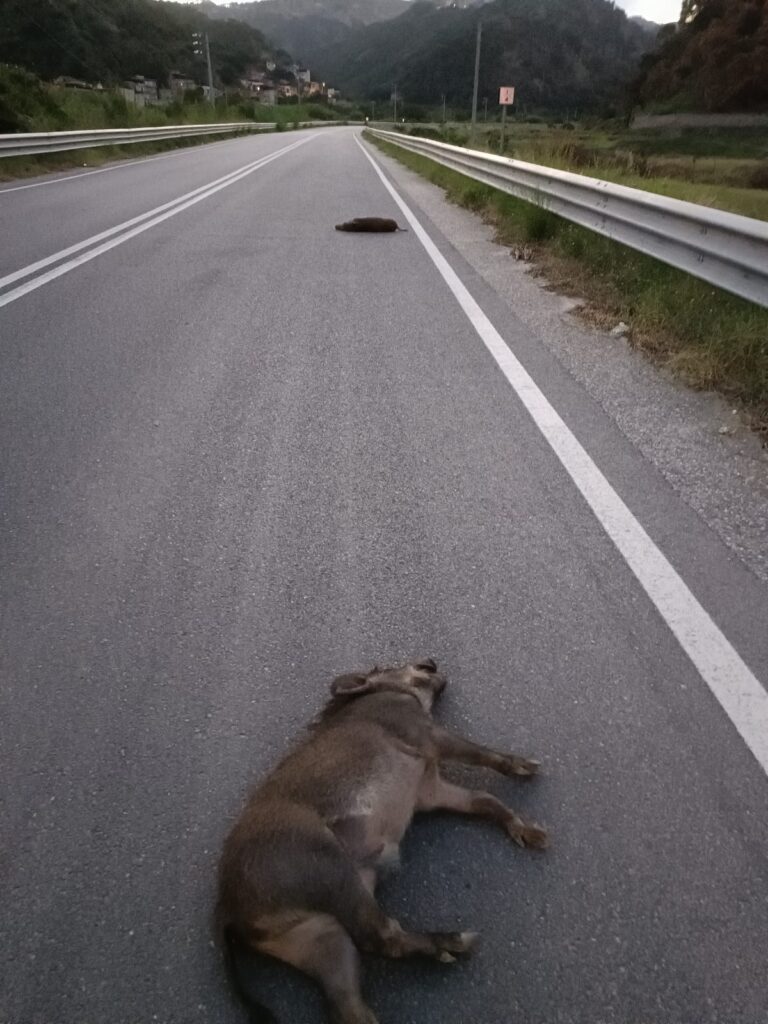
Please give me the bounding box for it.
[635,0,768,112]
[680,0,703,22]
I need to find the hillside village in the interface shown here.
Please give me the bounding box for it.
[0,0,344,119]
[52,66,339,109]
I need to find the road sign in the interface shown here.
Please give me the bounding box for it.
[499,86,515,106]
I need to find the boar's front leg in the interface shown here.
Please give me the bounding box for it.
[417,769,549,850]
[432,726,540,778]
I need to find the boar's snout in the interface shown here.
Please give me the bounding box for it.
[330,660,446,711]
[413,658,447,698]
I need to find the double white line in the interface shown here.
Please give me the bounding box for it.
[0,135,312,311]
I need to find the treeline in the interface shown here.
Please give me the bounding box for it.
[0,0,284,88]
[308,0,654,115]
[633,0,768,112]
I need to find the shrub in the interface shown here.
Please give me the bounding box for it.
[748,162,768,190]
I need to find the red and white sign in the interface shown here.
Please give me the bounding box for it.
[499,86,515,106]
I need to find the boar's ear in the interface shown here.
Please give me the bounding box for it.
[415,658,437,673]
[330,673,375,696]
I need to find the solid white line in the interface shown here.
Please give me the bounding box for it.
[357,135,768,775]
[0,137,312,309]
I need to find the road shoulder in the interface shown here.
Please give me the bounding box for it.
[366,139,768,586]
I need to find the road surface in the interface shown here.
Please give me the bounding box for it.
[2,127,768,1024]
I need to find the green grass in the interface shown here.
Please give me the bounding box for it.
[398,121,768,221]
[368,134,768,434]
[582,174,768,221]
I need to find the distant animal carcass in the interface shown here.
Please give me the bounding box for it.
[335,217,406,232]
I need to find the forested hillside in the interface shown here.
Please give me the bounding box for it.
[308,0,653,113]
[0,0,279,87]
[201,0,409,71]
[634,0,768,112]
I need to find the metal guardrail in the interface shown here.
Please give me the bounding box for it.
[366,128,768,309]
[0,120,344,159]
[0,122,267,158]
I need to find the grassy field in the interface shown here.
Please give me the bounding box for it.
[394,120,768,222]
[368,133,768,435]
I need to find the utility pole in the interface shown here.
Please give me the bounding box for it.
[392,84,397,123]
[205,35,214,105]
[442,93,446,123]
[291,65,302,105]
[483,96,488,121]
[470,20,482,140]
[192,31,215,105]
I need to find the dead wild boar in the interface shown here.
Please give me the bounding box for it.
[334,217,406,232]
[217,659,548,1024]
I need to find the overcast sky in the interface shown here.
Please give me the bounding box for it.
[190,0,682,22]
[615,0,680,21]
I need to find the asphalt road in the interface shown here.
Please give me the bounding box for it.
[2,127,768,1024]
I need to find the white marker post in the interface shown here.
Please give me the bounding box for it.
[499,86,515,153]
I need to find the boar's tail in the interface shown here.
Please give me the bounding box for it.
[223,924,277,1024]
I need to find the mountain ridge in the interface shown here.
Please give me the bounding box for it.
[295,0,653,112]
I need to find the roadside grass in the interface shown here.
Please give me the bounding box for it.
[368,135,768,435]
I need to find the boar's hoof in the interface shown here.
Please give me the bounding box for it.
[432,931,479,962]
[502,756,541,778]
[508,820,549,850]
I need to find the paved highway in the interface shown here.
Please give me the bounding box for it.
[2,127,767,1024]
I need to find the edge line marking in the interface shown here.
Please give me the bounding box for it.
[357,133,768,775]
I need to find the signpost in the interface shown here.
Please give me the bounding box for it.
[499,86,515,153]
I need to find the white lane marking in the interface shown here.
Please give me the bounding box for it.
[0,136,313,309]
[0,130,273,195]
[357,135,768,775]
[0,136,309,293]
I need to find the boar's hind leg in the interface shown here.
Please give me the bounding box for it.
[417,772,549,850]
[432,726,540,778]
[334,876,477,964]
[258,914,378,1024]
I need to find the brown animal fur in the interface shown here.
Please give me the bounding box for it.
[335,217,405,232]
[217,659,547,1023]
